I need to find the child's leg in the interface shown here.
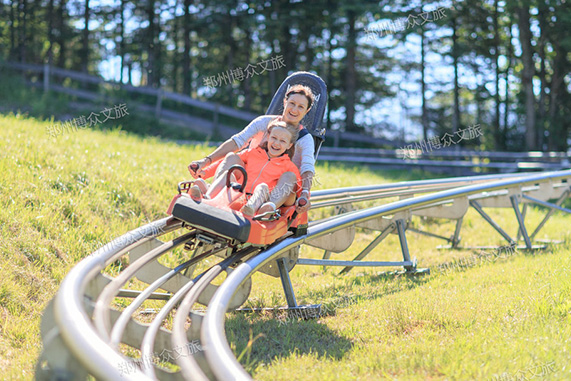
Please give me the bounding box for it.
[269,171,297,208]
[205,170,235,198]
[206,153,245,199]
[241,183,270,216]
[214,152,244,180]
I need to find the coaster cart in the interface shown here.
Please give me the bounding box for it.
[165,71,327,314]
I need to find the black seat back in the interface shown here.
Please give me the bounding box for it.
[265,71,328,158]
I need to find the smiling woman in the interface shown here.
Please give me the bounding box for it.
[188,84,316,215]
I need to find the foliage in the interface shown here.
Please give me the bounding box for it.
[0,0,569,150]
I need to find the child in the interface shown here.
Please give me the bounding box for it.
[193,120,302,217]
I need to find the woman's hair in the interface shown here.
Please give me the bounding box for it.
[261,119,299,158]
[284,84,315,111]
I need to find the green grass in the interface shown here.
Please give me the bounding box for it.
[0,68,210,142]
[0,112,570,379]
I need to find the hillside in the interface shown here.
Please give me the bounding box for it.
[1,113,570,379]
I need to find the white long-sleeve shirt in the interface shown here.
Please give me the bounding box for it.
[231,115,316,175]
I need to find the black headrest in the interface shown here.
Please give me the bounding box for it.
[265,71,328,141]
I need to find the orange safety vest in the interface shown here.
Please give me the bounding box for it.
[202,146,301,196]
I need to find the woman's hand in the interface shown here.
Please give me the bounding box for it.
[296,190,311,214]
[188,157,211,178]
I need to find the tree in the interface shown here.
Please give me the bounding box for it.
[516,2,536,150]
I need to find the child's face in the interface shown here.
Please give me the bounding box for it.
[267,126,293,158]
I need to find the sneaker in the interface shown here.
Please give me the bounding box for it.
[194,178,209,194]
[257,202,276,215]
[241,183,270,216]
[189,185,203,201]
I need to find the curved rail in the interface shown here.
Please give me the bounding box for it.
[203,170,571,380]
[53,218,181,380]
[38,170,571,380]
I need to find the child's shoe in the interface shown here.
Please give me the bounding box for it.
[241,183,270,216]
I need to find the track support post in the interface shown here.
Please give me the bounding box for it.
[510,195,532,249]
[396,219,414,272]
[277,257,297,308]
[469,200,515,246]
[395,219,430,275]
[524,189,571,241]
[339,223,395,275]
[451,217,463,248]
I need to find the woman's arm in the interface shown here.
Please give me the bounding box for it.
[188,115,274,178]
[294,134,316,213]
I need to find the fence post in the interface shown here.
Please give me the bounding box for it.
[334,130,340,147]
[213,104,219,135]
[43,63,50,93]
[155,89,163,119]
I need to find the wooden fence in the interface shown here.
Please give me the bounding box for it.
[2,61,569,175]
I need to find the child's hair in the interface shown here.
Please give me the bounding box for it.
[285,84,315,111]
[262,119,299,158]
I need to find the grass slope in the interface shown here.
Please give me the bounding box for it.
[0,113,570,379]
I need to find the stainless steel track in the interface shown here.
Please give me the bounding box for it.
[38,170,571,380]
[202,170,571,380]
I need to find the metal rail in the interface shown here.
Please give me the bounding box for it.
[203,170,571,380]
[37,170,571,380]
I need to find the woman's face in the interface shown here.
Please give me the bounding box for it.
[267,126,293,158]
[282,93,310,125]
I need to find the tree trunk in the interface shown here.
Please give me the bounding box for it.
[19,0,27,62]
[301,17,313,72]
[276,0,295,73]
[452,16,460,133]
[536,1,548,150]
[46,0,54,64]
[154,4,161,87]
[502,19,513,150]
[28,0,35,62]
[81,0,89,73]
[421,19,428,141]
[9,0,16,59]
[547,43,566,150]
[517,5,536,150]
[494,0,501,149]
[127,61,132,85]
[57,0,67,68]
[344,9,357,132]
[326,21,333,132]
[119,0,125,83]
[225,13,236,104]
[171,1,180,92]
[183,0,191,95]
[243,28,252,110]
[146,0,156,87]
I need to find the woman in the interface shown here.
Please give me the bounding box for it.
[194,120,301,216]
[188,84,316,214]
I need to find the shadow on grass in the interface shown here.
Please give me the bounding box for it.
[225,270,432,374]
[225,312,353,373]
[302,270,433,317]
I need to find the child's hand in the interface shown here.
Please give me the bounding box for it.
[296,190,311,214]
[188,159,208,178]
